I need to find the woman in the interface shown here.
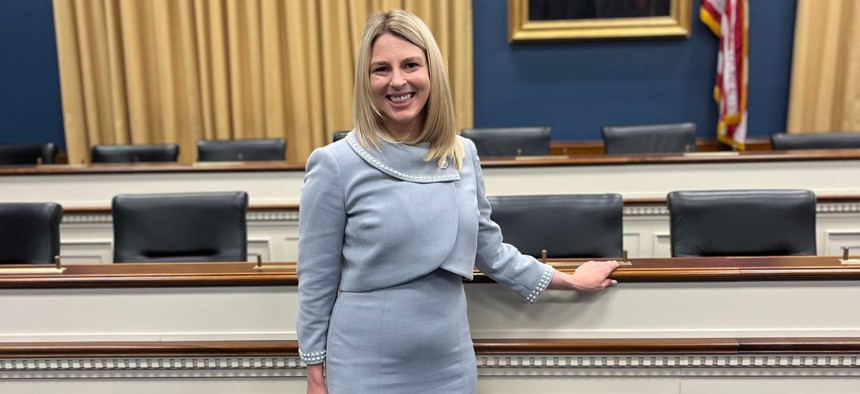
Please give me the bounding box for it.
[297,10,618,393]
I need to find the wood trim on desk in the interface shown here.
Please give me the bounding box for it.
[4,146,860,175]
[549,137,772,155]
[0,262,295,288]
[0,161,305,176]
[480,149,860,168]
[0,340,293,358]
[3,337,860,358]
[42,139,775,167]
[1,257,860,289]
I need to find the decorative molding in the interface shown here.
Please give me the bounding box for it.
[59,203,860,222]
[624,206,669,216]
[0,357,302,372]
[62,214,112,224]
[621,203,860,217]
[248,211,299,222]
[477,354,860,370]
[62,211,300,225]
[3,355,860,380]
[818,203,860,214]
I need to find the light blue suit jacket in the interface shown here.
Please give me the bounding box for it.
[296,132,554,364]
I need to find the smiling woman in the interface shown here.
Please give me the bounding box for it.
[296,9,618,394]
[368,33,430,141]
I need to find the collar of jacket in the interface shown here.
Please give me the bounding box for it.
[345,131,461,184]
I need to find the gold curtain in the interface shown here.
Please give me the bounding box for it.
[786,0,860,134]
[52,0,473,164]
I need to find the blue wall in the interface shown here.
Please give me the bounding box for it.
[0,1,796,151]
[473,0,797,141]
[0,0,64,150]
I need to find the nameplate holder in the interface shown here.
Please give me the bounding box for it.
[0,256,66,275]
[514,155,570,161]
[541,249,632,268]
[840,247,860,265]
[682,151,740,157]
[252,256,295,271]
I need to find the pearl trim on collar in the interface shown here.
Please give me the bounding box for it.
[346,134,459,183]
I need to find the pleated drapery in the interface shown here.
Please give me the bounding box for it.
[52,0,473,163]
[787,0,860,134]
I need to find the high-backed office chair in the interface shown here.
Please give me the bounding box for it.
[460,127,551,157]
[0,143,57,165]
[196,138,286,162]
[667,189,817,257]
[91,144,179,163]
[0,203,62,264]
[771,132,860,150]
[112,191,249,262]
[602,123,696,154]
[488,194,623,258]
[332,131,350,143]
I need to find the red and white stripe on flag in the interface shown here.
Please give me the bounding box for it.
[701,0,748,150]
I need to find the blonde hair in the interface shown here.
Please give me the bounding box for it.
[353,10,464,170]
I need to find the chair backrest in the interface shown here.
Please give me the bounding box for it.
[602,123,696,154]
[0,143,57,165]
[488,194,623,258]
[332,131,350,143]
[112,191,248,262]
[92,144,179,163]
[771,132,860,150]
[0,203,62,264]
[460,127,551,157]
[667,189,817,257]
[196,139,286,162]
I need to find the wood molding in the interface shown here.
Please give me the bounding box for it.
[549,137,773,155]
[3,337,860,358]
[2,257,860,289]
[6,145,860,176]
[481,149,860,168]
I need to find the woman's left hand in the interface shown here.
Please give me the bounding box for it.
[549,260,619,292]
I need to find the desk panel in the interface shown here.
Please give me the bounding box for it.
[2,258,860,393]
[3,153,860,259]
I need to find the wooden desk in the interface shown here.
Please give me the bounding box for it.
[1,257,860,393]
[2,150,859,205]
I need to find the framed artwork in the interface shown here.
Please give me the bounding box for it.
[509,0,692,42]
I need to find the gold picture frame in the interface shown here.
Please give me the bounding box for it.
[508,0,692,42]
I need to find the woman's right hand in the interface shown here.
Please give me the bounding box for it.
[307,364,327,394]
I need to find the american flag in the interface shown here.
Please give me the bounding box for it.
[701,0,748,150]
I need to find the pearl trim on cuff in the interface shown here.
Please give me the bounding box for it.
[525,264,555,304]
[299,349,326,364]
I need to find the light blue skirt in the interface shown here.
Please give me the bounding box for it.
[325,268,477,393]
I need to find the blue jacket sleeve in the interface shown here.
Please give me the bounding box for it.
[296,148,346,364]
[466,140,555,303]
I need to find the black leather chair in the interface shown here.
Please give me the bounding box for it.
[332,131,350,143]
[460,127,551,157]
[667,190,817,257]
[112,191,249,262]
[0,143,57,165]
[197,138,286,162]
[0,203,62,264]
[91,144,179,163]
[488,194,623,258]
[771,132,860,150]
[602,123,696,154]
